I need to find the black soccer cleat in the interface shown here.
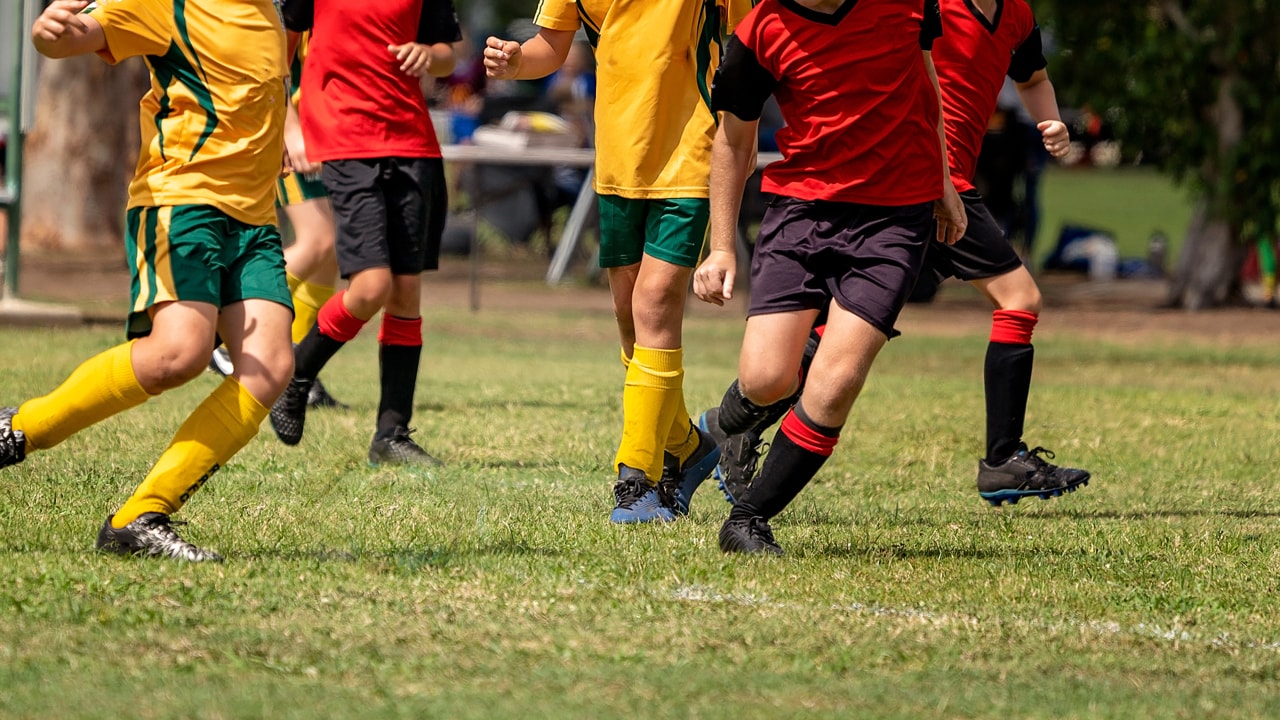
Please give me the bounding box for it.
[977,444,1091,507]
[306,377,349,410]
[701,408,765,505]
[368,427,442,467]
[719,514,784,555]
[269,377,313,446]
[0,407,27,470]
[96,513,223,562]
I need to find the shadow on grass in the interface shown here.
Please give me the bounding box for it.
[1023,508,1280,521]
[796,542,1083,561]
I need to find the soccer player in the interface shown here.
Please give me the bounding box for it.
[701,0,1092,511]
[692,0,967,554]
[482,0,750,523]
[2,0,295,561]
[209,30,347,412]
[268,0,461,466]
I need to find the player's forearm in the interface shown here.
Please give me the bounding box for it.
[512,31,574,80]
[708,117,757,256]
[1016,72,1063,125]
[922,51,953,187]
[427,43,456,78]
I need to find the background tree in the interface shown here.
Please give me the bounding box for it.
[20,54,147,253]
[1041,0,1280,309]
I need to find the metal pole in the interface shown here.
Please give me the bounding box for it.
[4,0,26,299]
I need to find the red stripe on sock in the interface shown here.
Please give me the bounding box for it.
[317,291,367,342]
[780,410,839,457]
[378,314,423,347]
[990,309,1038,345]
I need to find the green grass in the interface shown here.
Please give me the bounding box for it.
[2,307,1280,719]
[1038,166,1194,268]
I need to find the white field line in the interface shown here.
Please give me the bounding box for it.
[670,585,1280,653]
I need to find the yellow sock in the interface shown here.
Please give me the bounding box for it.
[13,341,152,452]
[112,377,267,527]
[664,396,700,466]
[614,346,683,483]
[290,279,336,344]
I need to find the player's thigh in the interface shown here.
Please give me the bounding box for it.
[384,157,446,275]
[218,298,294,401]
[281,196,336,251]
[322,159,390,278]
[799,302,888,426]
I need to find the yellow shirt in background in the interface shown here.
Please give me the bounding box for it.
[534,0,754,200]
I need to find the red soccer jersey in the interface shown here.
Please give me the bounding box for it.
[282,0,461,162]
[932,0,1046,192]
[713,0,943,206]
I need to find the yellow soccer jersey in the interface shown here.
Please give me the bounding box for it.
[534,0,754,200]
[90,0,288,226]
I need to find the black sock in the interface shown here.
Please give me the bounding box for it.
[717,380,773,435]
[985,342,1034,462]
[294,324,347,380]
[731,403,841,521]
[376,344,422,439]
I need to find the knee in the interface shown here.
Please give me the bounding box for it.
[996,287,1042,316]
[738,369,796,407]
[137,339,213,391]
[344,282,392,317]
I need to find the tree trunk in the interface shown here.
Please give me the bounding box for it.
[19,54,148,253]
[1166,63,1245,310]
[1167,201,1245,310]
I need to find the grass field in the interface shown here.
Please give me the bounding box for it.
[1036,166,1194,269]
[1,299,1279,719]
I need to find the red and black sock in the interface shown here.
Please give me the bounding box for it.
[376,314,423,440]
[985,309,1037,463]
[730,402,841,522]
[295,291,366,379]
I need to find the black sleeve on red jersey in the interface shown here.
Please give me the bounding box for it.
[418,0,463,45]
[281,0,314,32]
[711,35,778,122]
[1007,25,1049,82]
[920,0,942,50]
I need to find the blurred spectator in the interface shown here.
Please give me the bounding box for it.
[438,32,487,144]
[543,40,596,207]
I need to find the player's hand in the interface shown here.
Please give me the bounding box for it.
[693,250,737,306]
[389,43,432,76]
[483,37,522,79]
[31,0,91,43]
[1038,119,1070,158]
[280,147,293,178]
[933,181,966,245]
[284,125,319,175]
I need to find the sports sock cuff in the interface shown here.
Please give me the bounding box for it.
[632,345,683,376]
[111,340,155,402]
[317,290,366,342]
[782,403,841,457]
[216,376,271,443]
[619,347,631,370]
[378,314,423,347]
[286,272,303,294]
[990,309,1039,345]
[293,280,336,311]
